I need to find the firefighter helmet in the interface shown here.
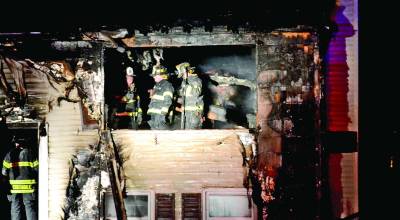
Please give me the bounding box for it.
[151,65,168,76]
[176,62,194,77]
[126,66,135,76]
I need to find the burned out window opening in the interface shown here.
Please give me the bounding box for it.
[105,45,257,130]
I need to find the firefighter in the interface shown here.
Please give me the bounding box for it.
[114,67,142,129]
[2,136,38,220]
[176,62,203,129]
[147,65,174,130]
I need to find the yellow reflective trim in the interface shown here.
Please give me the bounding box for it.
[3,161,38,169]
[3,161,11,169]
[16,162,36,167]
[11,189,35,194]
[17,162,31,166]
[161,107,169,113]
[148,108,163,114]
[152,94,164,100]
[12,184,33,190]
[163,91,173,98]
[182,106,199,111]
[185,86,193,96]
[148,107,169,114]
[127,100,136,103]
[10,179,37,185]
[138,108,142,113]
[182,105,203,111]
[32,160,39,168]
[128,112,138,117]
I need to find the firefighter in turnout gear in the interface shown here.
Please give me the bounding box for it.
[114,67,142,129]
[2,137,38,220]
[176,62,204,129]
[147,65,174,130]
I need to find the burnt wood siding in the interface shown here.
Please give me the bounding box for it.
[0,59,49,118]
[47,101,98,219]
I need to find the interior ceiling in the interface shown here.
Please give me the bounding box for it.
[0,1,336,34]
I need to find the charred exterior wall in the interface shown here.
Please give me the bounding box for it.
[0,58,49,118]
[0,42,104,126]
[63,28,321,220]
[255,32,322,219]
[47,102,98,220]
[104,28,321,219]
[1,26,322,220]
[0,41,105,219]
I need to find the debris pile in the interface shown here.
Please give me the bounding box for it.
[64,147,110,220]
[0,105,36,122]
[64,131,124,220]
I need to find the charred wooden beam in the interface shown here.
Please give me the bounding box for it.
[103,130,127,220]
[209,74,256,90]
[107,159,127,220]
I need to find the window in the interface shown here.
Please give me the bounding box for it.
[203,188,255,220]
[104,191,154,220]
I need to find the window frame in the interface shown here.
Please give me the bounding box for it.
[104,190,155,220]
[202,188,256,220]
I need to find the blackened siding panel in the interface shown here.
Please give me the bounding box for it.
[47,102,98,220]
[0,59,49,118]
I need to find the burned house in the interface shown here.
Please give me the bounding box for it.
[0,2,359,220]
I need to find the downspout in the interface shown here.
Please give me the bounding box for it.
[39,122,49,220]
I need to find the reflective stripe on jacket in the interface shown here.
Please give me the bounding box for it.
[180,75,203,113]
[148,79,174,116]
[2,147,38,194]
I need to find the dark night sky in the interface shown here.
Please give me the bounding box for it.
[0,0,336,32]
